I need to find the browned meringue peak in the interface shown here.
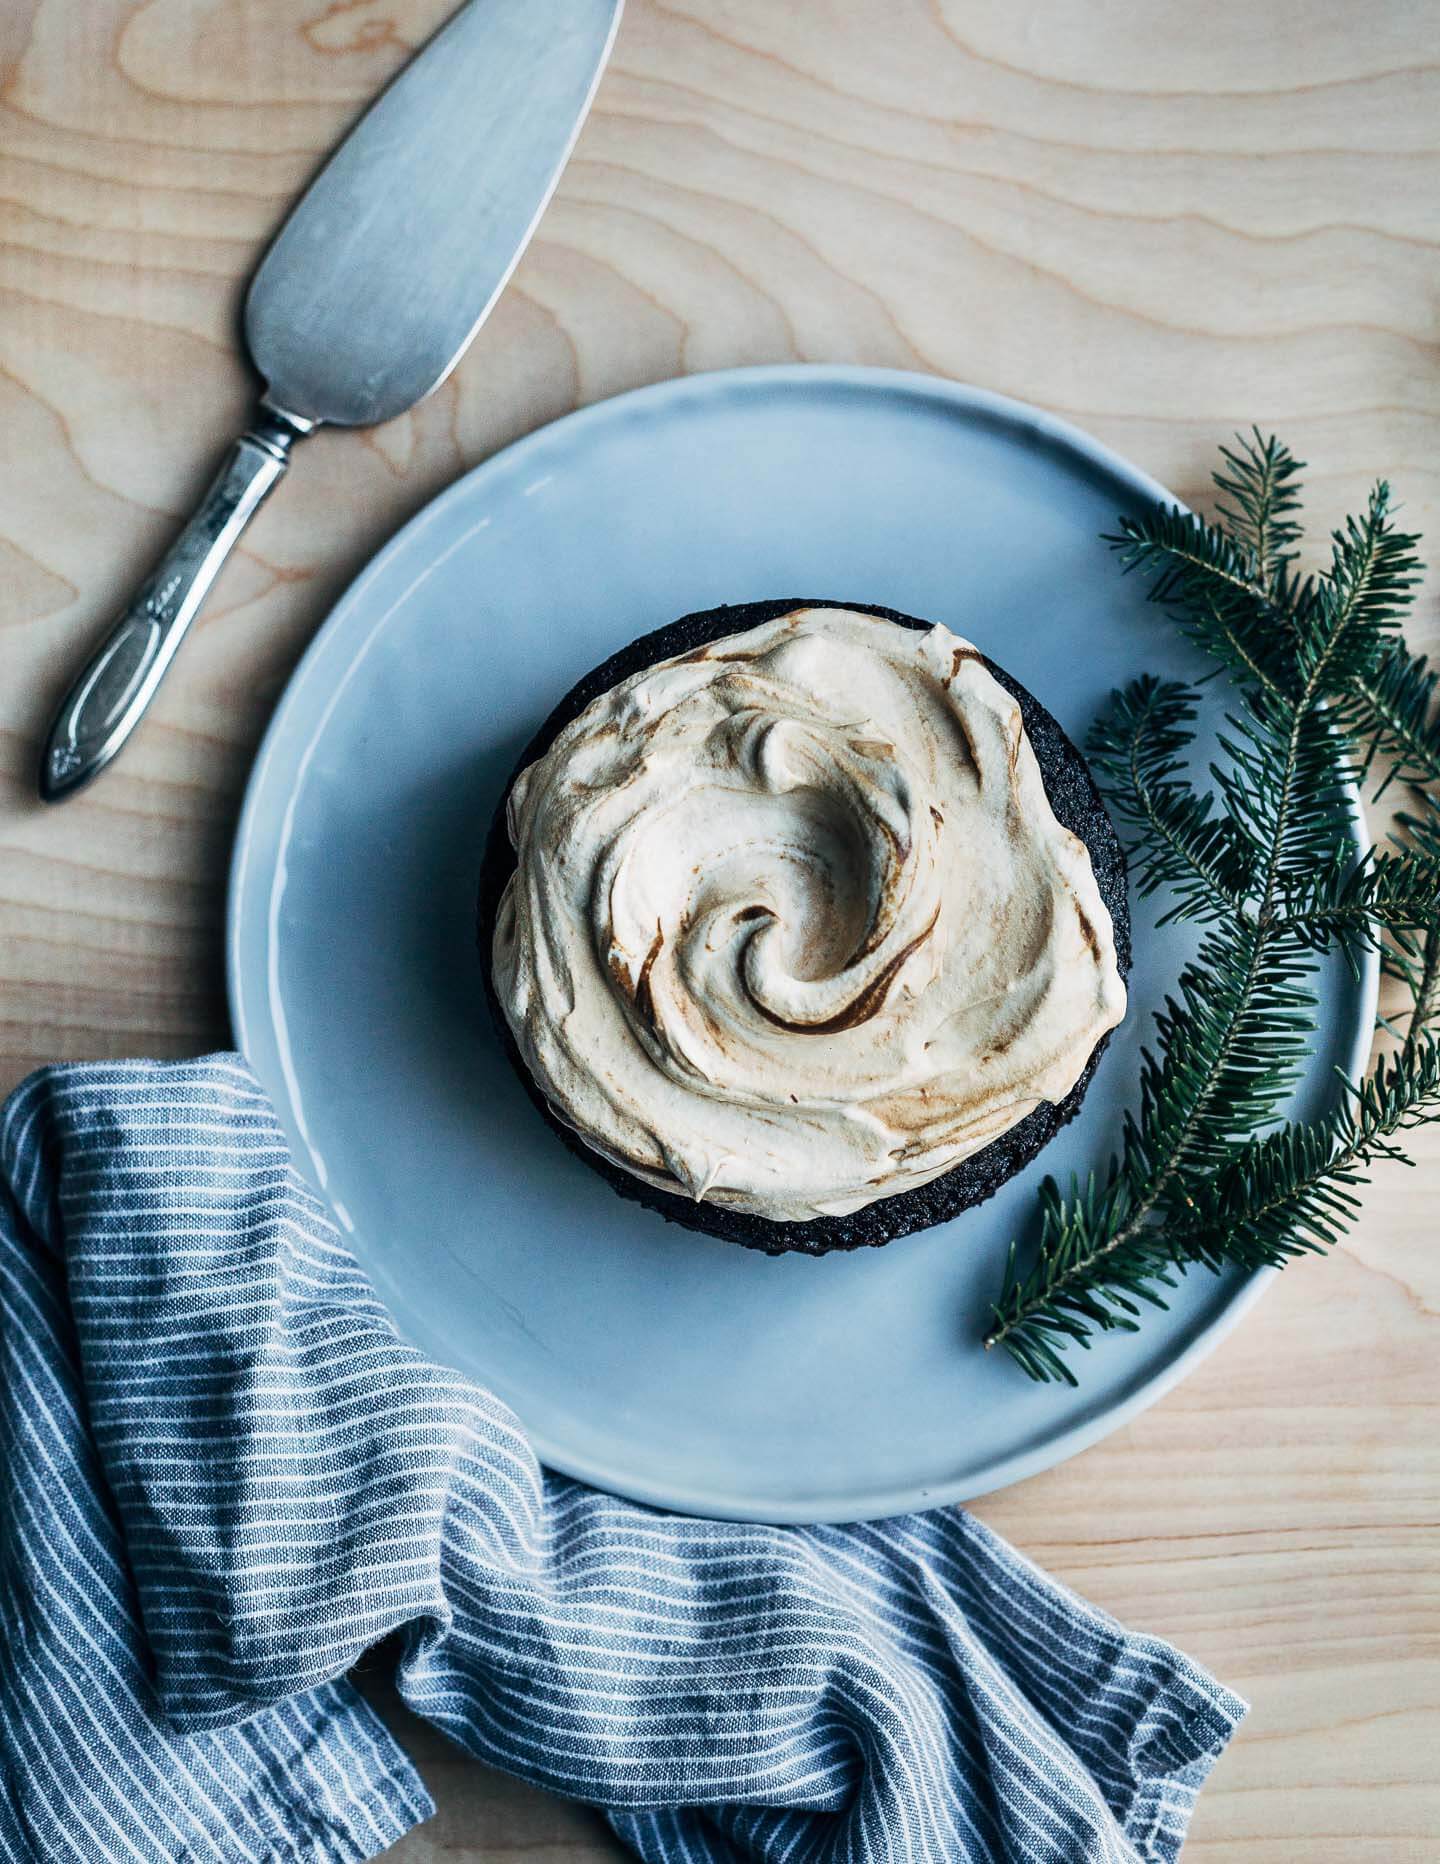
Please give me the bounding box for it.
[492,607,1127,1221]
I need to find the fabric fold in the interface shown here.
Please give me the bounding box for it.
[0,1058,1244,1863]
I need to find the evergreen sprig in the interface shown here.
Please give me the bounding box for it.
[1212,428,1305,586]
[1084,677,1257,922]
[1341,637,1440,792]
[986,438,1437,1384]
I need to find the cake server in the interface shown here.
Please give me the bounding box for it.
[38,0,623,802]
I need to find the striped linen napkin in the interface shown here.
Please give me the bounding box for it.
[0,1057,1245,1863]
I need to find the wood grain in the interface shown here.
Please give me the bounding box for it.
[2,2,1437,1856]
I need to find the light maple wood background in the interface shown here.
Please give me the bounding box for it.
[2,2,1437,1858]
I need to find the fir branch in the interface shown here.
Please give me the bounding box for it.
[1212,429,1305,591]
[1339,638,1440,793]
[1404,932,1440,1066]
[986,440,1437,1383]
[1211,687,1356,885]
[1108,505,1293,698]
[1175,1035,1440,1271]
[1085,676,1257,921]
[1328,620,1439,1057]
[1378,851,1440,1063]
[991,1036,1440,1387]
[1390,818,1440,1062]
[1276,848,1440,962]
[1295,484,1422,694]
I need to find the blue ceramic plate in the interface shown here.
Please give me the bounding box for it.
[228,366,1376,1523]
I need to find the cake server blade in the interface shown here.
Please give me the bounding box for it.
[39,0,623,802]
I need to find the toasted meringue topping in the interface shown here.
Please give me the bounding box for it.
[492,608,1126,1221]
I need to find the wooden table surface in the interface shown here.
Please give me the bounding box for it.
[3,2,1437,1857]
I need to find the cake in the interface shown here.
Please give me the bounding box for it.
[477,600,1130,1255]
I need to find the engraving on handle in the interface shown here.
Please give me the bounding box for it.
[39,410,305,801]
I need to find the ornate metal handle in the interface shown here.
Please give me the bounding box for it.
[38,409,307,802]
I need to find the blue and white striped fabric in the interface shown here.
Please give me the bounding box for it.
[0,1057,1244,1863]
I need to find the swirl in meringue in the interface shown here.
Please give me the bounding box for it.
[491,607,1127,1222]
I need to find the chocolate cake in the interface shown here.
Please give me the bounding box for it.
[477,599,1131,1256]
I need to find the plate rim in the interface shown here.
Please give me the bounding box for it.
[228,363,1379,1522]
